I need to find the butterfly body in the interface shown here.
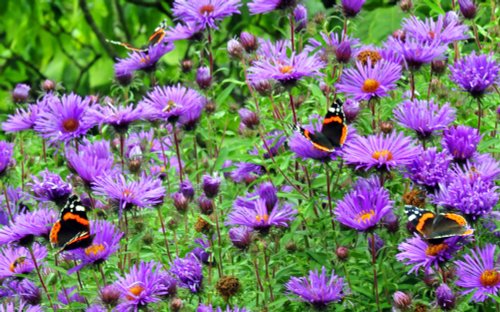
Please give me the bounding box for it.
[295,99,348,152]
[49,195,93,254]
[107,19,167,53]
[405,205,474,243]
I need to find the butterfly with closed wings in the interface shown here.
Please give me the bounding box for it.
[49,195,94,254]
[294,99,348,153]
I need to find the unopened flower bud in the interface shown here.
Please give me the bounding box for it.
[170,298,183,312]
[202,174,221,198]
[294,5,308,33]
[42,79,56,92]
[173,192,189,214]
[238,108,260,129]
[240,32,258,53]
[458,0,476,19]
[431,59,447,75]
[228,39,244,59]
[400,0,413,12]
[196,66,212,90]
[336,246,349,261]
[252,80,273,96]
[343,99,360,123]
[181,59,193,73]
[335,41,352,64]
[198,195,214,215]
[12,84,30,103]
[100,285,121,307]
[380,120,394,134]
[393,291,412,310]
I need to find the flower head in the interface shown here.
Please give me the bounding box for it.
[455,244,500,302]
[228,227,253,250]
[336,60,402,101]
[229,162,263,184]
[2,102,44,133]
[114,40,174,74]
[403,15,469,44]
[90,103,144,134]
[164,23,204,42]
[449,52,499,97]
[458,0,477,19]
[442,125,481,162]
[386,37,447,70]
[0,244,47,279]
[8,279,41,306]
[341,0,366,18]
[0,142,14,176]
[202,174,221,198]
[405,147,452,191]
[29,169,72,205]
[0,208,58,246]
[170,254,203,293]
[436,283,456,310]
[248,0,297,15]
[12,83,30,103]
[172,0,241,30]
[286,267,346,309]
[58,286,86,305]
[294,5,307,32]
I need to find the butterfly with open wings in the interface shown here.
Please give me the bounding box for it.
[107,19,168,53]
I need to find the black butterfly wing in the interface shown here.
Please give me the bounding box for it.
[148,19,168,45]
[428,213,474,240]
[405,205,436,239]
[320,99,348,147]
[296,125,335,152]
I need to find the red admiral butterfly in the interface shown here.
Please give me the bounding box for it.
[107,19,168,52]
[295,99,348,152]
[405,205,474,242]
[49,195,94,254]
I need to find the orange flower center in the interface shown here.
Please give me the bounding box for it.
[200,4,215,14]
[85,244,105,256]
[425,243,448,256]
[255,214,269,223]
[372,149,393,161]
[63,118,79,132]
[361,78,381,93]
[140,56,151,64]
[356,210,375,223]
[126,285,144,300]
[123,189,133,197]
[428,31,436,39]
[479,270,500,287]
[280,65,294,74]
[9,257,26,273]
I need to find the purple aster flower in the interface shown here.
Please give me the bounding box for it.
[458,0,477,19]
[29,169,72,205]
[0,302,42,312]
[92,173,165,214]
[140,84,206,123]
[343,99,360,123]
[8,279,41,306]
[405,147,452,191]
[172,0,241,30]
[342,131,418,171]
[58,286,86,305]
[249,130,286,159]
[248,0,297,15]
[0,208,57,246]
[286,267,346,309]
[442,125,481,162]
[238,108,259,129]
[164,23,204,42]
[435,283,456,310]
[0,187,28,224]
[255,39,291,60]
[196,66,212,89]
[449,52,499,97]
[228,226,253,250]
[2,102,44,133]
[341,0,365,18]
[396,234,464,274]
[394,99,456,139]
[12,83,30,103]
[180,179,195,201]
[202,174,221,198]
[403,15,469,44]
[68,220,123,273]
[34,93,94,145]
[432,174,498,220]
[0,141,14,176]
[453,153,500,183]
[0,244,47,279]
[190,237,211,264]
[197,304,249,312]
[248,45,324,87]
[454,244,500,302]
[114,261,170,311]
[66,139,115,187]
[293,5,307,32]
[89,103,144,134]
[229,162,264,184]
[385,37,447,70]
[335,60,402,101]
[334,179,393,231]
[114,40,174,74]
[170,254,203,293]
[227,197,296,233]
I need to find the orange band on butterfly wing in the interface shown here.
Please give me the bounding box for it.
[49,221,61,244]
[323,116,343,124]
[443,213,467,226]
[340,125,348,145]
[415,212,435,234]
[62,213,90,227]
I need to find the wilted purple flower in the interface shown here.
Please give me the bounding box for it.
[2,102,44,133]
[449,52,499,97]
[12,83,30,103]
[140,84,206,123]
[248,0,297,14]
[334,179,393,231]
[34,93,94,145]
[227,39,244,59]
[9,279,41,306]
[58,286,86,305]
[90,103,144,134]
[172,0,241,30]
[0,141,14,176]
[341,0,365,18]
[0,244,47,278]
[173,192,189,213]
[455,244,500,302]
[238,108,259,129]
[436,283,456,310]
[68,220,123,273]
[66,139,115,187]
[336,60,401,101]
[202,174,221,198]
[396,234,464,274]
[229,162,263,184]
[170,254,203,293]
[368,233,385,255]
[164,23,204,42]
[394,99,456,139]
[0,208,57,246]
[385,37,447,70]
[432,174,498,220]
[405,147,452,191]
[442,125,481,162]
[286,267,346,309]
[228,226,253,250]
[93,173,165,214]
[196,66,212,89]
[342,131,418,171]
[294,5,307,32]
[180,180,195,201]
[393,291,412,310]
[114,261,170,311]
[458,0,477,19]
[29,169,72,205]
[403,15,469,44]
[114,40,174,74]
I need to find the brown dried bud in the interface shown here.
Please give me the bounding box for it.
[402,189,426,207]
[216,276,241,301]
[181,59,193,73]
[194,216,212,234]
[379,120,394,134]
[336,246,349,261]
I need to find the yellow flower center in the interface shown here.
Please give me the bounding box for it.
[126,285,144,300]
[356,210,375,223]
[480,270,500,287]
[85,244,105,256]
[200,4,215,14]
[362,78,381,93]
[63,118,79,132]
[357,50,382,66]
[279,65,294,74]
[372,150,393,161]
[255,214,269,223]
[425,243,448,256]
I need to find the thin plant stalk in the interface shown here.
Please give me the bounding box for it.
[289,90,298,124]
[370,232,381,312]
[369,98,376,131]
[213,197,224,275]
[2,183,13,221]
[263,247,274,302]
[289,13,295,51]
[119,133,125,172]
[28,245,55,310]
[98,263,107,285]
[19,133,25,191]
[252,255,264,292]
[472,22,482,51]
[172,123,184,183]
[324,163,336,232]
[476,97,482,132]
[207,29,214,75]
[410,71,416,101]
[157,206,173,262]
[427,70,433,101]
